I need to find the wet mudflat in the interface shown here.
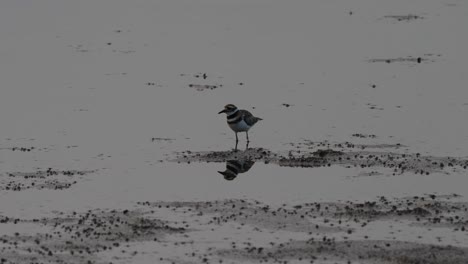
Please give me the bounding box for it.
[1,0,468,263]
[1,141,468,263]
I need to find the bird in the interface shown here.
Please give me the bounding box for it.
[218,159,255,181]
[218,104,262,150]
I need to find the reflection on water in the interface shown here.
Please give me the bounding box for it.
[218,158,255,181]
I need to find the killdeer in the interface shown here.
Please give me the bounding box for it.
[218,159,255,181]
[218,104,262,149]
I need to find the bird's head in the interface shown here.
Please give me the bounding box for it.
[218,104,238,114]
[218,170,237,181]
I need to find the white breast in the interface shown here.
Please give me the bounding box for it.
[228,119,251,132]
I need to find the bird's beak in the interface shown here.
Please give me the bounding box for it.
[218,109,226,114]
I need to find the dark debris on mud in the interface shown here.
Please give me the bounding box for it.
[151,137,175,142]
[2,147,35,152]
[140,194,468,235]
[352,133,377,139]
[380,14,425,22]
[139,199,344,234]
[0,168,97,191]
[217,239,468,264]
[0,146,53,152]
[172,148,275,164]
[295,194,468,231]
[188,83,221,91]
[180,72,225,91]
[0,208,186,264]
[367,54,440,65]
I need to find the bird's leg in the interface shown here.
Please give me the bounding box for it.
[234,132,239,151]
[245,132,250,149]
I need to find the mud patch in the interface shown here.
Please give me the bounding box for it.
[145,81,165,87]
[278,151,467,175]
[0,146,53,153]
[172,147,275,164]
[286,139,407,150]
[366,102,384,110]
[188,83,220,91]
[217,239,468,264]
[180,72,225,91]
[1,147,35,152]
[0,208,185,264]
[171,142,468,175]
[367,54,440,65]
[151,137,175,142]
[355,170,384,177]
[139,199,344,234]
[352,133,377,139]
[380,14,425,22]
[293,194,468,230]
[0,168,97,191]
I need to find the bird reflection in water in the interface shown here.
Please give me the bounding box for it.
[218,159,255,181]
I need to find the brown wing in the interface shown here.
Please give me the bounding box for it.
[241,110,262,126]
